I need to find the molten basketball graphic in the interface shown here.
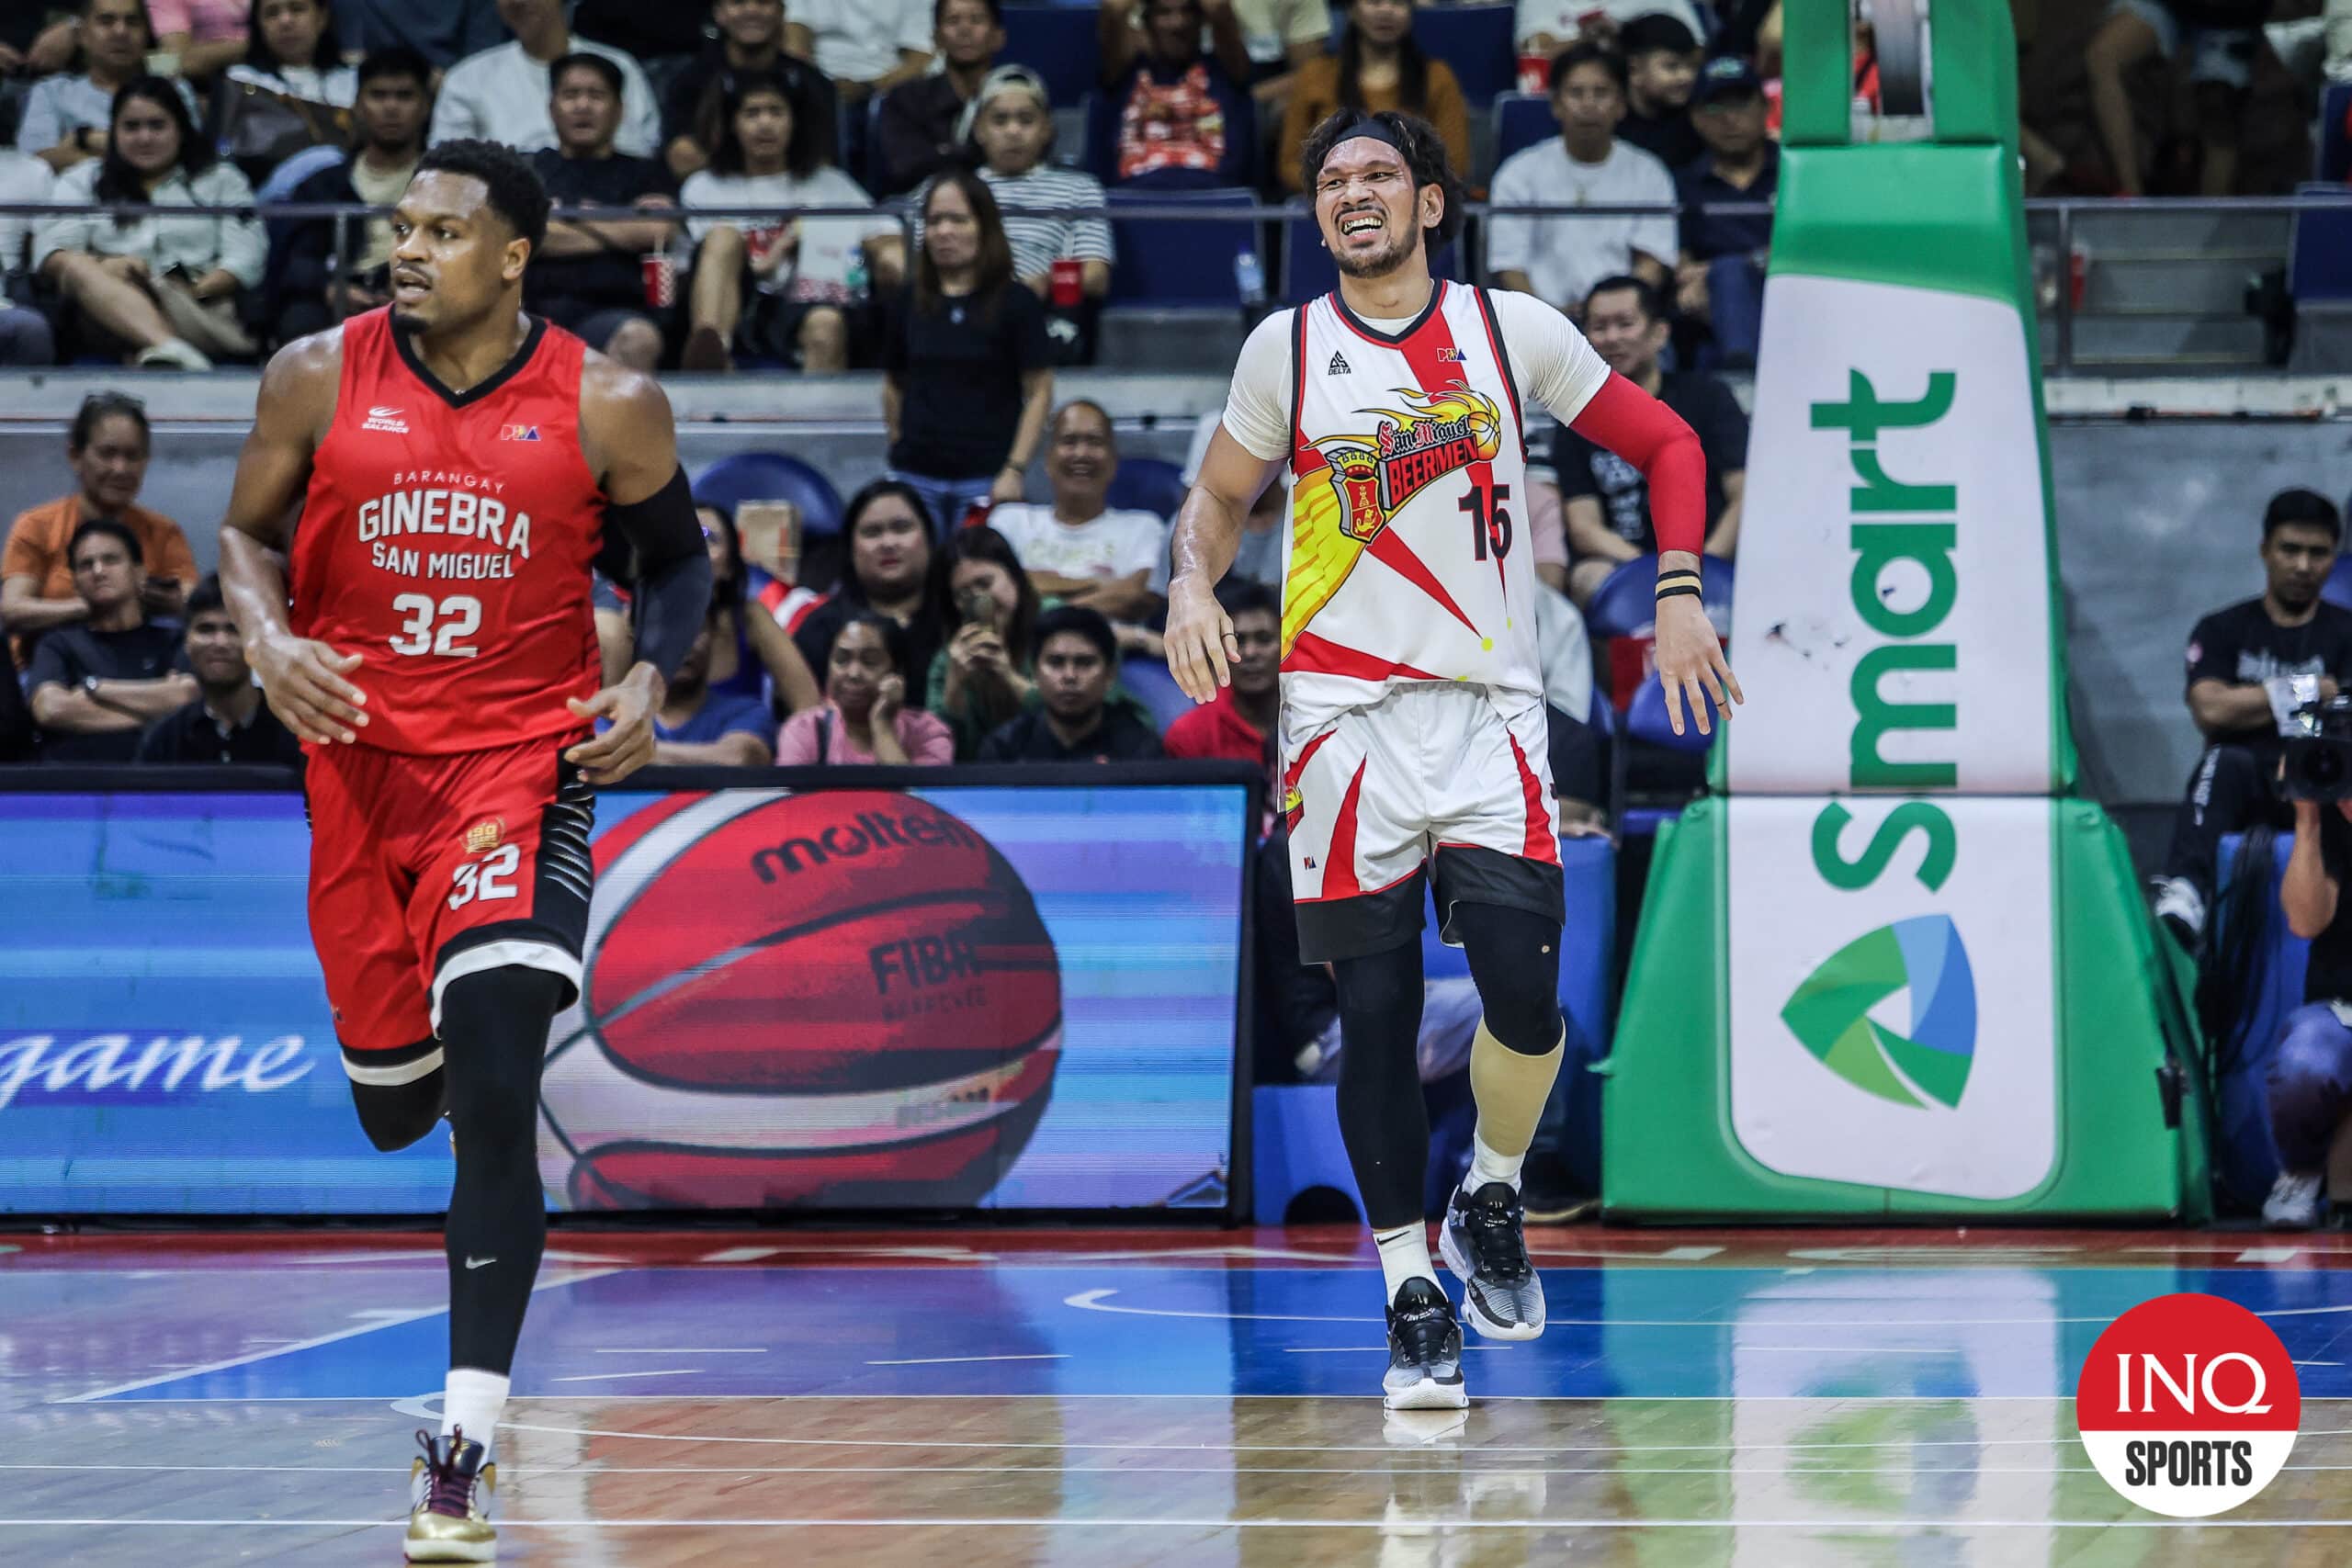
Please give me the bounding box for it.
[537,789,1062,1209]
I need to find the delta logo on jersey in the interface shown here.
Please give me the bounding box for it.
[1779,914,1977,1110]
[2077,1293,2300,1517]
[1286,385,1501,655]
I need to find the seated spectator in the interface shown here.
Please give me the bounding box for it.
[335,0,503,70]
[697,500,822,710]
[1487,44,1676,313]
[962,65,1114,323]
[1515,0,1706,59]
[25,519,196,763]
[1614,13,1702,170]
[5,392,196,662]
[1098,0,1254,187]
[34,78,266,369]
[2086,0,2257,197]
[663,0,841,183]
[1532,276,1745,604]
[1232,0,1329,116]
[775,611,956,763]
[978,604,1164,761]
[256,44,428,345]
[134,573,304,765]
[679,68,903,373]
[873,0,1001,197]
[786,0,933,106]
[885,170,1054,528]
[987,400,1166,631]
[786,479,944,700]
[528,53,680,373]
[0,139,58,367]
[2153,491,2352,948]
[1163,577,1277,770]
[431,0,660,157]
[151,0,250,84]
[2265,778,2352,1228]
[214,0,358,183]
[18,0,199,175]
[1674,56,1777,367]
[927,523,1040,757]
[629,612,777,766]
[1277,0,1468,196]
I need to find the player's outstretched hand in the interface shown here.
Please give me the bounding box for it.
[1654,593,1743,738]
[565,667,663,785]
[249,631,368,744]
[1165,576,1237,705]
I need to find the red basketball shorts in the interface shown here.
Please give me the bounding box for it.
[304,736,595,1081]
[1282,683,1564,964]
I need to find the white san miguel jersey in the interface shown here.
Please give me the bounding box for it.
[1279,282,1547,729]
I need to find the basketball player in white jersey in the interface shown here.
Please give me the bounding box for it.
[1166,110,1739,1409]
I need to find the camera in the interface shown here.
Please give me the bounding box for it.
[2281,693,2352,801]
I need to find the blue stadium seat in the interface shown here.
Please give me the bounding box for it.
[1118,654,1192,731]
[691,453,846,538]
[2319,82,2352,183]
[1105,455,1186,520]
[1413,4,1518,107]
[1582,558,1655,639]
[1626,670,1718,753]
[1105,186,1261,305]
[2289,183,2352,303]
[1490,92,1555,169]
[1281,209,1461,304]
[1000,6,1102,107]
[2326,555,2352,613]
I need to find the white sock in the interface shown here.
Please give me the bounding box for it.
[1374,1224,1437,1303]
[441,1367,509,1460]
[1464,1133,1524,1194]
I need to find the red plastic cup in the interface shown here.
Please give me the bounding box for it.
[1050,257,1083,310]
[641,252,676,309]
[1518,52,1550,95]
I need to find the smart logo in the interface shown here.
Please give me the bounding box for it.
[1780,915,1977,1110]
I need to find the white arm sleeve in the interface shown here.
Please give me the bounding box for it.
[1217,310,1297,463]
[1490,288,1611,428]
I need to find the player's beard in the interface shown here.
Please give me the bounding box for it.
[1331,225,1419,280]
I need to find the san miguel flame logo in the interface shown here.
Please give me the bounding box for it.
[1285,385,1503,657]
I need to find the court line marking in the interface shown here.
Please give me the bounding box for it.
[865,1354,1069,1366]
[3,1517,2347,1530]
[1059,1288,2352,1328]
[55,1269,622,1404]
[548,1370,697,1382]
[594,1348,765,1355]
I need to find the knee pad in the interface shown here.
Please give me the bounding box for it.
[1449,902,1565,1055]
[1480,973,1564,1056]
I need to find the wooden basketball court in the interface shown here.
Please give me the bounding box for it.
[5,1226,2347,1562]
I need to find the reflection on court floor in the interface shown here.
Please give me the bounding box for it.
[4,1227,2350,1564]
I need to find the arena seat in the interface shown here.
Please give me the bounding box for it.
[1281,209,1461,304]
[1000,6,1102,107]
[691,453,846,537]
[1105,455,1186,520]
[2288,183,2352,303]
[1491,92,1555,169]
[2318,82,2352,183]
[2325,554,2352,612]
[1118,654,1192,731]
[1583,556,1737,643]
[1413,4,1518,107]
[1250,834,1615,1223]
[1104,186,1262,305]
[1626,670,1719,753]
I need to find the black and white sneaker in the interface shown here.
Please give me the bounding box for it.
[1440,1180,1545,1341]
[1383,1277,1467,1411]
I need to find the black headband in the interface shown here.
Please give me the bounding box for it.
[1329,115,1409,161]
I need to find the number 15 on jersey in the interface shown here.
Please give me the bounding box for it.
[1460,479,1512,562]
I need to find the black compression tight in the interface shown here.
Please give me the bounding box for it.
[438,967,566,1376]
[1333,937,1428,1233]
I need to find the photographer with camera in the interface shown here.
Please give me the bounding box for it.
[2153,489,2352,951]
[2266,718,2352,1227]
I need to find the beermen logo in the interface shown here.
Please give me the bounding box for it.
[2077,1292,2300,1517]
[1308,386,1503,546]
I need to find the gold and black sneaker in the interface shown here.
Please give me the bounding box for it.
[405,1427,497,1562]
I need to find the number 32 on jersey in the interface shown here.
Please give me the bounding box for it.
[389,592,481,658]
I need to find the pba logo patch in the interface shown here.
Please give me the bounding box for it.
[499,423,542,442]
[2076,1292,2300,1517]
[1436,345,1465,363]
[463,818,505,855]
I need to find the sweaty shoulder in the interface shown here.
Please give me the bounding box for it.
[1220,308,1299,464]
[1484,288,1610,426]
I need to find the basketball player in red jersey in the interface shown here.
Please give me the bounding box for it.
[216,141,712,1561]
[1166,111,1740,1410]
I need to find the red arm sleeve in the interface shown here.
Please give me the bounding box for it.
[1565,371,1707,558]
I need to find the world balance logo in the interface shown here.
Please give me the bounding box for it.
[1779,915,1978,1110]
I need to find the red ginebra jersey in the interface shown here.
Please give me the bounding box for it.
[291,309,605,754]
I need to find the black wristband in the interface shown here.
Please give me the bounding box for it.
[1655,583,1702,604]
[1656,568,1701,587]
